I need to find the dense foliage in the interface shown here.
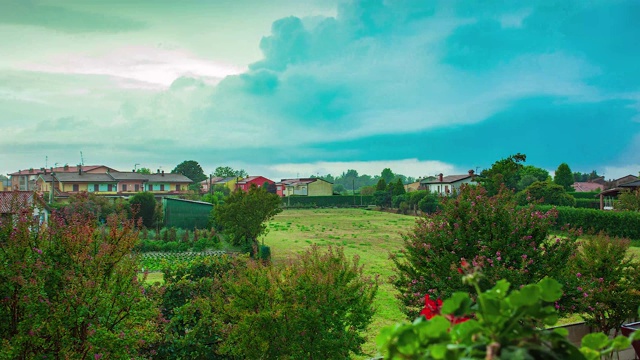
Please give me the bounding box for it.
[554,162,575,191]
[568,234,640,335]
[515,180,576,206]
[172,160,207,183]
[392,185,578,318]
[618,188,640,211]
[0,204,159,358]
[379,271,636,360]
[213,185,282,255]
[129,191,158,228]
[538,205,640,239]
[151,246,377,359]
[475,153,527,195]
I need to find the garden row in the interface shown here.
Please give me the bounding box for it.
[536,205,640,239]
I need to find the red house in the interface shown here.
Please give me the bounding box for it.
[235,176,275,192]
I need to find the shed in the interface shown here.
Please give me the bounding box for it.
[163,197,213,230]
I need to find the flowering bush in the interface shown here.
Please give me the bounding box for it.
[392,185,578,318]
[378,268,639,360]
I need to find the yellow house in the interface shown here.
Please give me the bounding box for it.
[213,177,240,192]
[277,178,333,197]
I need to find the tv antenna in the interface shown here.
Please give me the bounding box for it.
[80,151,84,165]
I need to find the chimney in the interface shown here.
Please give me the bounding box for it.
[78,165,82,175]
[468,169,475,177]
[161,170,164,176]
[438,173,443,182]
[157,169,160,174]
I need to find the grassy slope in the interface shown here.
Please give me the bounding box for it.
[263,208,416,358]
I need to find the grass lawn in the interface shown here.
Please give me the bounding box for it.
[263,208,417,358]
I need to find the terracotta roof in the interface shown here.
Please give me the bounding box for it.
[10,165,109,176]
[422,174,472,184]
[0,191,47,214]
[237,176,273,184]
[52,173,117,183]
[571,182,604,192]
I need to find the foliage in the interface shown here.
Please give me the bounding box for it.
[573,170,601,183]
[515,180,576,206]
[129,191,157,228]
[360,185,376,195]
[392,185,578,318]
[537,205,640,239]
[574,198,600,209]
[214,185,282,255]
[60,191,130,223]
[475,153,527,195]
[0,206,159,358]
[374,190,392,209]
[376,178,387,191]
[518,164,550,183]
[202,191,226,205]
[136,167,152,174]
[282,195,375,208]
[390,178,406,196]
[554,162,575,191]
[213,166,247,178]
[172,160,207,182]
[617,188,640,211]
[381,168,396,184]
[214,246,378,359]
[417,192,440,213]
[569,233,640,336]
[378,272,636,360]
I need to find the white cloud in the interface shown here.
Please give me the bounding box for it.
[20,46,244,89]
[603,165,640,180]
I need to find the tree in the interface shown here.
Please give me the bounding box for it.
[475,153,527,195]
[172,160,206,182]
[129,192,157,228]
[515,181,576,206]
[136,167,151,174]
[381,168,395,184]
[376,178,387,191]
[390,178,406,196]
[618,189,640,211]
[554,163,574,191]
[214,185,282,256]
[213,166,247,178]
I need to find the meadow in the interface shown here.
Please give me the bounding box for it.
[263,208,417,358]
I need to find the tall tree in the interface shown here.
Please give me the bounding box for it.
[476,153,527,195]
[129,192,157,228]
[172,160,206,182]
[381,168,395,184]
[554,163,574,191]
[214,185,282,256]
[376,178,387,191]
[213,166,247,178]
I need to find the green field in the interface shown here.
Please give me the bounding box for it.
[263,208,417,358]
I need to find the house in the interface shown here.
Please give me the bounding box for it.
[404,181,422,193]
[143,172,192,193]
[236,176,275,192]
[10,165,116,191]
[109,172,148,194]
[276,178,333,197]
[0,191,50,224]
[598,179,640,210]
[571,182,604,192]
[420,170,475,195]
[605,175,639,190]
[212,177,240,192]
[200,177,224,193]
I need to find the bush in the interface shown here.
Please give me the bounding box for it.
[392,185,578,318]
[515,181,576,206]
[129,191,157,228]
[574,198,600,209]
[215,246,377,359]
[259,245,271,261]
[568,233,640,335]
[537,205,640,239]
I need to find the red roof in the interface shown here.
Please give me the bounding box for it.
[10,165,107,176]
[571,182,604,192]
[0,191,46,214]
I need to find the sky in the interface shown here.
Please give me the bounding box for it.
[1,0,640,181]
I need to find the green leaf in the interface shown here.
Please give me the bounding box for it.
[553,327,569,337]
[509,285,541,307]
[429,343,448,359]
[581,332,609,350]
[441,292,472,316]
[488,279,510,298]
[579,347,601,360]
[423,316,452,339]
[538,277,563,302]
[611,335,631,350]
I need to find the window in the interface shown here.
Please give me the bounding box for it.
[176,185,181,191]
[122,184,127,191]
[72,184,79,192]
[94,184,99,192]
[135,184,140,192]
[149,184,153,191]
[160,184,165,191]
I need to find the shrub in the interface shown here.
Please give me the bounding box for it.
[392,185,578,318]
[215,246,378,359]
[129,191,157,228]
[515,181,576,207]
[258,245,271,261]
[568,233,640,335]
[537,205,640,239]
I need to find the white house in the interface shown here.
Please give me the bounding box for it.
[420,170,475,195]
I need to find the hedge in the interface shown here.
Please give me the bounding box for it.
[574,198,600,209]
[282,195,375,208]
[535,205,640,239]
[567,192,600,199]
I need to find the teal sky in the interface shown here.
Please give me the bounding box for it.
[1,0,639,180]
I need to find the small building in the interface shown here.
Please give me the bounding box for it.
[212,177,239,192]
[420,170,475,196]
[598,179,640,210]
[236,176,275,192]
[276,178,333,197]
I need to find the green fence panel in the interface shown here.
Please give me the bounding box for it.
[163,198,213,230]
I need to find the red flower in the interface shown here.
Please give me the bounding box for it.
[419,294,470,324]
